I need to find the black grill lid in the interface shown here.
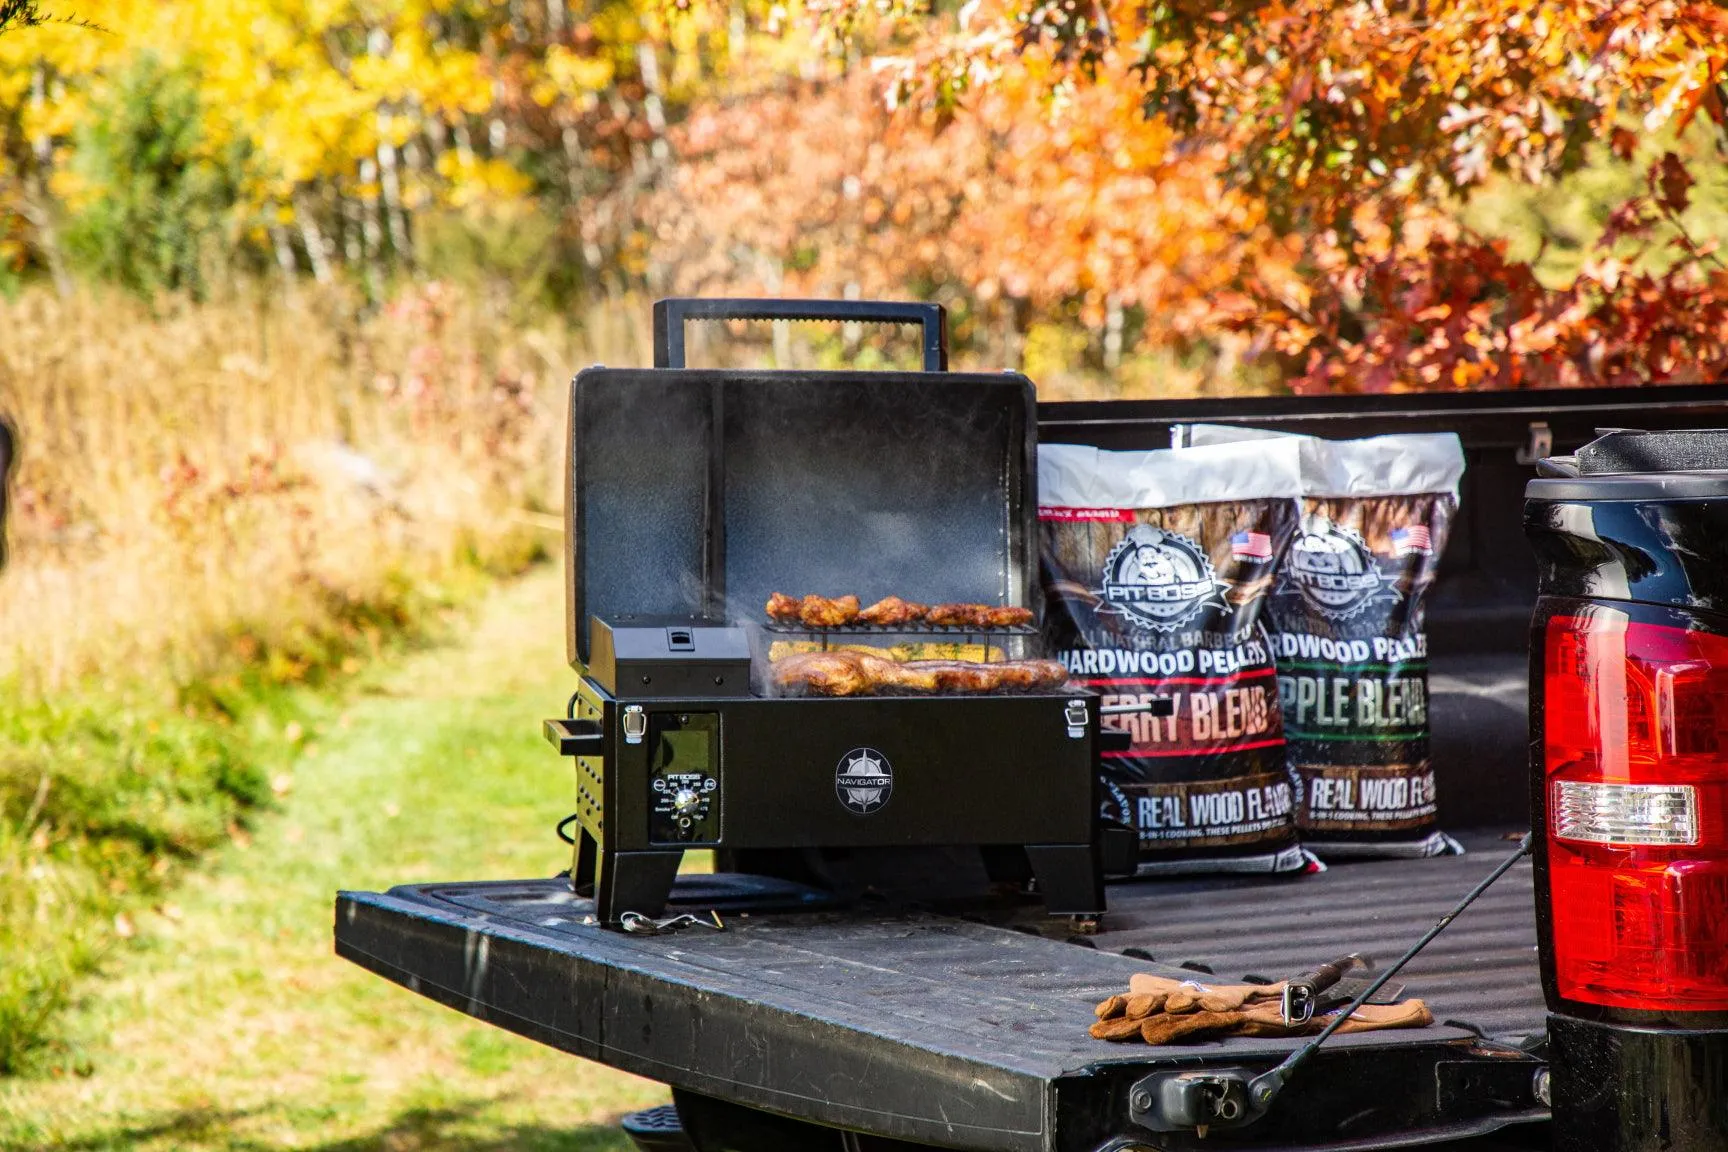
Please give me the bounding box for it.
[566,367,1038,667]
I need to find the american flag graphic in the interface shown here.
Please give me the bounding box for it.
[1391,525,1434,555]
[1230,530,1273,559]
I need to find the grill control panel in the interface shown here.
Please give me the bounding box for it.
[647,711,721,844]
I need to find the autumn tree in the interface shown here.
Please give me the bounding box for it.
[652,2,1728,391]
[0,0,763,295]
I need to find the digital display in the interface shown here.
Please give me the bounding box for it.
[647,713,720,845]
[656,728,711,772]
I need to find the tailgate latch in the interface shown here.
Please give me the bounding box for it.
[1129,1068,1263,1136]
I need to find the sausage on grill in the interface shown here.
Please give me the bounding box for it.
[772,651,1070,696]
[771,651,869,696]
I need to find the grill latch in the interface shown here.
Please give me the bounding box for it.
[1064,699,1089,738]
[621,705,647,745]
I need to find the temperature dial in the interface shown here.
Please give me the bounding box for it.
[650,771,718,842]
[646,711,720,844]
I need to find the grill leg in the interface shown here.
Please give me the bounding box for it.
[572,828,599,895]
[979,845,1033,886]
[597,849,685,924]
[1025,843,1105,916]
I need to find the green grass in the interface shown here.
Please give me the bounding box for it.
[0,569,487,1077]
[0,566,664,1149]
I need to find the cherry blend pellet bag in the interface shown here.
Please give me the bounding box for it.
[1184,426,1466,859]
[1038,441,1309,874]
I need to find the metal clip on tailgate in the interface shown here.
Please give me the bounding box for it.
[1281,952,1368,1026]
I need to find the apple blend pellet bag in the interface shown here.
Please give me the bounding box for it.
[1184,426,1467,859]
[1038,441,1309,875]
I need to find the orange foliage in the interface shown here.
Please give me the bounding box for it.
[653,1,1728,391]
[656,64,1293,347]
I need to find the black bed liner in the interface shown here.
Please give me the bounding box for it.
[335,833,1544,1152]
[1104,831,1542,1042]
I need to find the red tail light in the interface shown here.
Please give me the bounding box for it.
[1544,608,1728,1012]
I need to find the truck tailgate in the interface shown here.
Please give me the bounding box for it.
[335,836,1544,1152]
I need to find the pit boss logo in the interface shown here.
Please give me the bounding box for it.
[1280,515,1394,621]
[1099,525,1226,634]
[835,748,893,814]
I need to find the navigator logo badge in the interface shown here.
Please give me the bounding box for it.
[835,747,893,815]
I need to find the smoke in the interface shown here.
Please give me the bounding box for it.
[571,365,1039,669]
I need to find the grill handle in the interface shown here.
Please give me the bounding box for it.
[652,298,948,371]
[544,718,604,757]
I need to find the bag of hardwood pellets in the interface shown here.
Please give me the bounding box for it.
[1038,441,1313,875]
[1182,425,1466,859]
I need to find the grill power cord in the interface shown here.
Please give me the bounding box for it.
[616,910,725,934]
[1246,832,1535,1113]
[556,693,583,845]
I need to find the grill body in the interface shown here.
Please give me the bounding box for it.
[554,299,1103,924]
[568,673,1104,921]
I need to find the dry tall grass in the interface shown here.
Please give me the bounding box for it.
[0,280,656,1071]
[0,283,653,695]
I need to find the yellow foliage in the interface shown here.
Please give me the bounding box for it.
[545,46,618,95]
[436,152,536,208]
[0,0,766,280]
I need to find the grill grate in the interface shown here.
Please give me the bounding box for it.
[763,622,1038,636]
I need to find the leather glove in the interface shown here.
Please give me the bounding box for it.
[1129,972,1286,1013]
[1092,981,1432,1044]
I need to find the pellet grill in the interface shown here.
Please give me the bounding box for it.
[545,299,1115,924]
